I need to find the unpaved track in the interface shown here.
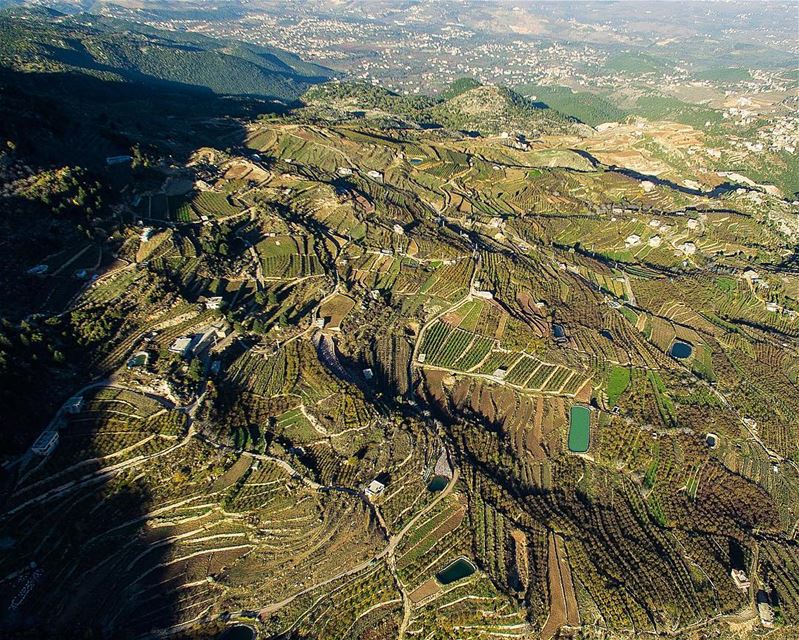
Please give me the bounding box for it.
[4,427,196,518]
[541,532,579,640]
[257,469,459,628]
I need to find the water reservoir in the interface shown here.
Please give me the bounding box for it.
[436,557,476,584]
[427,475,448,492]
[568,405,591,453]
[220,625,255,640]
[669,341,693,359]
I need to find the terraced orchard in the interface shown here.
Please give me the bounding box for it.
[2,72,798,640]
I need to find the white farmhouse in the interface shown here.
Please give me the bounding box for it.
[743,269,760,282]
[32,431,59,457]
[365,480,386,498]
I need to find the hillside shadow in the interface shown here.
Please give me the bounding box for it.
[0,65,289,452]
[0,67,291,169]
[613,166,739,198]
[0,391,190,638]
[0,66,305,638]
[560,148,744,198]
[0,64,286,289]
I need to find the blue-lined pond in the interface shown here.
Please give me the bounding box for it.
[669,341,693,359]
[427,475,448,492]
[436,558,476,584]
[568,405,591,453]
[220,625,255,640]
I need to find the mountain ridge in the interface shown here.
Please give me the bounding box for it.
[0,7,332,101]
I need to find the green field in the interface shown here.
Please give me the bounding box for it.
[606,366,631,407]
[518,84,628,126]
[568,405,591,453]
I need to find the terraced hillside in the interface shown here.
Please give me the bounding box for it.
[1,46,798,640]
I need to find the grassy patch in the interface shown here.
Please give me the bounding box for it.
[605,52,670,74]
[714,277,736,293]
[644,455,659,489]
[518,84,627,126]
[695,67,751,83]
[606,366,631,407]
[632,95,724,129]
[619,306,638,325]
[648,370,677,427]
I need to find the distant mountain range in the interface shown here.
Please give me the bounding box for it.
[0,7,332,101]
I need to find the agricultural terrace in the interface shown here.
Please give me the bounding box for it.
[318,293,356,330]
[391,491,531,638]
[417,299,591,397]
[135,190,247,223]
[7,80,799,640]
[255,235,325,279]
[14,387,186,496]
[171,190,248,222]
